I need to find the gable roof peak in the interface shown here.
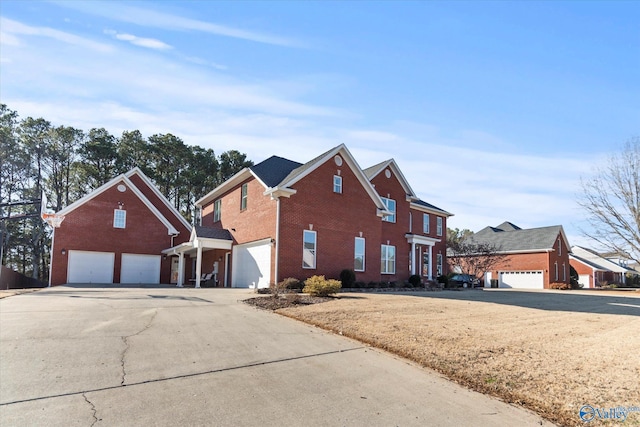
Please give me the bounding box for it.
[495,221,521,232]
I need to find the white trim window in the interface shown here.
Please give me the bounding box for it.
[381,244,396,274]
[436,253,443,276]
[563,263,566,281]
[113,209,126,229]
[213,199,222,222]
[558,238,562,256]
[555,262,559,281]
[423,213,430,234]
[436,217,443,236]
[241,183,248,211]
[382,197,396,223]
[333,175,342,194]
[354,237,365,272]
[303,230,317,269]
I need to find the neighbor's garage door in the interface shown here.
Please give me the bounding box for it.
[578,274,591,289]
[121,254,161,284]
[68,250,115,284]
[498,271,544,289]
[232,240,271,288]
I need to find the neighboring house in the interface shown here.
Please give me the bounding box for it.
[167,144,452,288]
[454,222,571,289]
[569,246,638,288]
[50,168,192,286]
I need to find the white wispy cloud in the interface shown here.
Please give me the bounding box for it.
[104,30,173,50]
[0,17,113,53]
[52,1,305,48]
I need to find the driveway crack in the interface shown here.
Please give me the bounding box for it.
[120,309,158,386]
[82,393,98,426]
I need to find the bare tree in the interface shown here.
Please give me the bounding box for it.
[579,137,640,263]
[447,230,507,283]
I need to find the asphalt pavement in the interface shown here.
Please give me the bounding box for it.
[0,285,553,426]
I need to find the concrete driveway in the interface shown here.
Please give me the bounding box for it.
[0,286,552,426]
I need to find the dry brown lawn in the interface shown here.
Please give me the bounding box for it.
[276,289,640,427]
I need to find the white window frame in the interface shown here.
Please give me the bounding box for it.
[423,213,430,234]
[382,197,396,223]
[436,253,443,276]
[303,230,317,269]
[381,244,396,274]
[354,237,365,272]
[333,175,342,194]
[241,183,248,211]
[213,199,222,222]
[436,217,443,236]
[113,209,126,229]
[563,263,566,281]
[555,262,559,281]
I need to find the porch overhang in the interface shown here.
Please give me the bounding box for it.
[405,234,441,246]
[405,234,441,279]
[162,235,233,288]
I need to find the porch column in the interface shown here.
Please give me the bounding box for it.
[177,252,185,287]
[195,241,203,288]
[428,244,433,280]
[410,242,416,275]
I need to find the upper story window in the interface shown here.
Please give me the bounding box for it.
[241,183,248,211]
[333,175,342,194]
[436,217,443,236]
[558,238,562,256]
[423,214,430,234]
[303,230,317,269]
[113,209,126,228]
[382,197,396,223]
[213,199,222,222]
[354,237,365,272]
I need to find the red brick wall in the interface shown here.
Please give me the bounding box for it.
[200,177,277,284]
[278,157,383,283]
[51,180,185,285]
[570,259,593,287]
[485,233,571,289]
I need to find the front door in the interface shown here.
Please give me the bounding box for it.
[171,258,179,283]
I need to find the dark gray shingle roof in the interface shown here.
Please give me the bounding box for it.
[412,199,451,216]
[250,156,303,188]
[194,226,233,241]
[469,224,563,252]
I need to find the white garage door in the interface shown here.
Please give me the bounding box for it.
[232,240,272,288]
[121,254,161,284]
[578,274,591,289]
[499,271,544,289]
[68,250,115,284]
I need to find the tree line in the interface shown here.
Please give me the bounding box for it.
[0,103,253,282]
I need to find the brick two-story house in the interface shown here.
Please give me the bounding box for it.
[165,144,452,288]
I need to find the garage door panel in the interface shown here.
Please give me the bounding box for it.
[121,254,161,284]
[232,241,271,289]
[68,251,114,284]
[499,271,543,289]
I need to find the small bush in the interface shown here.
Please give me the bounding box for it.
[303,275,342,296]
[281,277,303,290]
[437,275,448,286]
[339,269,356,288]
[550,282,571,290]
[408,274,422,287]
[353,281,366,289]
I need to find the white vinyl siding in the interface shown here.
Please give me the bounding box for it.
[113,209,126,228]
[381,244,395,274]
[354,237,365,272]
[303,230,317,269]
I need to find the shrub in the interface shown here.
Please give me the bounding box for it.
[353,281,366,289]
[303,275,342,296]
[281,277,303,291]
[408,274,422,287]
[437,275,448,286]
[550,282,571,290]
[339,269,356,288]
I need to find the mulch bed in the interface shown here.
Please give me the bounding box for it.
[244,294,332,310]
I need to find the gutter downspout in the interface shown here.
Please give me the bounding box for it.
[274,197,280,286]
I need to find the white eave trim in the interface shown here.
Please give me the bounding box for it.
[264,187,297,199]
[409,202,454,217]
[405,234,441,245]
[195,167,259,207]
[58,174,179,235]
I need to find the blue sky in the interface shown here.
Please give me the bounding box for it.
[1,1,638,247]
